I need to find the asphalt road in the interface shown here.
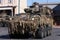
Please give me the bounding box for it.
[0,26,60,40]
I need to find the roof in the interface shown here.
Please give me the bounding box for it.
[0,6,16,8]
[0,6,16,10]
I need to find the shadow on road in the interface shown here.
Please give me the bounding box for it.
[53,28,60,36]
[0,28,60,39]
[0,34,30,39]
[0,34,10,39]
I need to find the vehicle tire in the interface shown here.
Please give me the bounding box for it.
[47,26,52,36]
[0,22,3,27]
[44,25,47,37]
[35,29,44,39]
[48,30,52,36]
[46,30,51,36]
[41,31,44,38]
[46,30,49,36]
[46,24,50,36]
[8,28,16,38]
[9,34,16,38]
[43,30,47,37]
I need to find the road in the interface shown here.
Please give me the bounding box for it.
[0,26,60,40]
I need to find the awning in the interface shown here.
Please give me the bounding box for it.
[0,7,13,10]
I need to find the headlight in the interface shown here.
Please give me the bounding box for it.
[32,18,34,20]
[10,18,12,20]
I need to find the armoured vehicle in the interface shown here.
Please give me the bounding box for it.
[7,2,53,38]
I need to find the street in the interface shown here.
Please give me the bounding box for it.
[0,26,60,40]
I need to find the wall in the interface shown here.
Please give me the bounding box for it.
[0,0,27,14]
[20,0,27,13]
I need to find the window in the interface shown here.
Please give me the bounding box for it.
[8,0,12,3]
[0,0,1,3]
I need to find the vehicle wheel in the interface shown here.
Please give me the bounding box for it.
[9,33,21,38]
[44,25,47,37]
[35,29,44,39]
[46,30,51,36]
[9,34,15,38]
[8,29,16,38]
[48,30,52,36]
[0,22,3,27]
[44,31,47,37]
[46,30,49,36]
[41,31,44,38]
[46,24,50,36]
[47,29,52,36]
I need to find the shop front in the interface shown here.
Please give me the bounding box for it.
[0,6,16,16]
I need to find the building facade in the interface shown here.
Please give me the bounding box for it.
[0,0,27,16]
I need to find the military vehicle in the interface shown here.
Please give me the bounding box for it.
[7,2,53,38]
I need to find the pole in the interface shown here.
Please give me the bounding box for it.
[18,0,20,14]
[32,0,33,4]
[12,8,13,17]
[47,0,48,6]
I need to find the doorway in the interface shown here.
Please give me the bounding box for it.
[0,10,12,16]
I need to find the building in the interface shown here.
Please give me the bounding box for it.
[53,4,60,25]
[0,0,27,16]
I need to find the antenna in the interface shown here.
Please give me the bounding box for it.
[46,0,48,7]
[32,0,33,4]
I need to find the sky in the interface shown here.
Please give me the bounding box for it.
[27,0,60,6]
